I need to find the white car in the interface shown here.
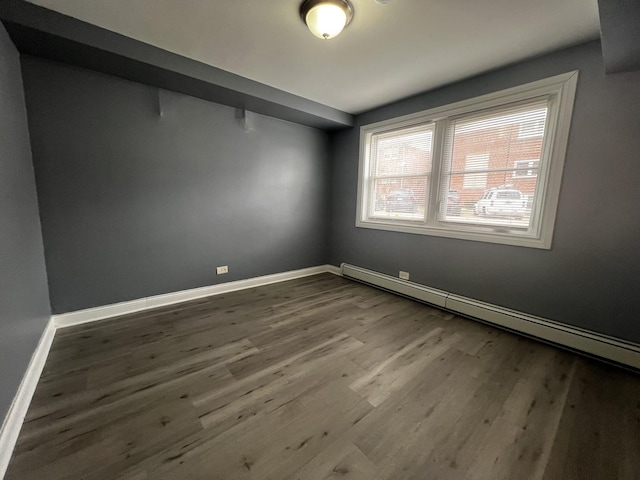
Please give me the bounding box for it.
[474,188,527,218]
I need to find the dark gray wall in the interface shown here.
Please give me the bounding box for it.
[0,26,50,422]
[598,0,640,73]
[21,57,331,314]
[329,41,640,343]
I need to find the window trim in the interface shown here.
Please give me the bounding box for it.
[356,71,579,249]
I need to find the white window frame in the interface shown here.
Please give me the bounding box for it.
[356,71,578,249]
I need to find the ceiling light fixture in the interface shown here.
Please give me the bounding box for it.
[300,0,354,40]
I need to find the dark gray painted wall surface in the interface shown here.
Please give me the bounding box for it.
[598,0,640,73]
[22,56,331,314]
[329,41,640,343]
[0,26,50,422]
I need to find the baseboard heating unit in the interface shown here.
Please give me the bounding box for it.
[340,263,640,370]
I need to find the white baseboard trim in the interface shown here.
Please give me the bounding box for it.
[54,265,341,329]
[341,263,640,370]
[340,263,448,308]
[0,318,56,479]
[325,264,342,276]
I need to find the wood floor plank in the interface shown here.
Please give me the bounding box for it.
[463,347,576,480]
[5,273,640,479]
[348,327,463,406]
[196,338,365,430]
[541,358,640,480]
[285,440,378,480]
[361,335,528,478]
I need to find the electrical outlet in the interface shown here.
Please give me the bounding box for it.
[399,271,410,280]
[216,265,228,275]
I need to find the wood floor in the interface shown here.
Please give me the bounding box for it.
[6,274,640,479]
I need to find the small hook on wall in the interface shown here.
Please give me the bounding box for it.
[235,108,254,133]
[156,89,164,118]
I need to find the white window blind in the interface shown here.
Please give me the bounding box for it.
[356,72,578,249]
[462,153,490,189]
[368,123,433,220]
[439,100,548,229]
[518,117,546,139]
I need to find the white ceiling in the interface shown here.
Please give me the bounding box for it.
[26,0,601,114]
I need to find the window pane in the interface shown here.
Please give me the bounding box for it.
[440,101,546,228]
[442,175,532,228]
[371,124,433,178]
[462,153,489,189]
[370,177,428,221]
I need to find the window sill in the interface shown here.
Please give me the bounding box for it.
[355,218,551,249]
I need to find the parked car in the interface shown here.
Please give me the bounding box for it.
[446,189,461,216]
[386,188,418,213]
[474,188,527,218]
[374,194,386,212]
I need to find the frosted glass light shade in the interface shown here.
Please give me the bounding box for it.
[301,0,353,39]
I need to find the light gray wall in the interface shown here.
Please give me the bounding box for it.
[21,56,331,314]
[329,41,640,343]
[0,26,50,422]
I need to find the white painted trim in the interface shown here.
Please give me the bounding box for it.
[325,264,342,276]
[341,263,448,308]
[54,265,339,329]
[341,263,640,370]
[0,318,56,479]
[446,295,640,370]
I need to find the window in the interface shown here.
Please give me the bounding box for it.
[367,124,433,221]
[356,72,578,249]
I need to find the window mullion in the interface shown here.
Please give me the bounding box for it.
[449,166,535,176]
[427,119,447,226]
[367,177,376,219]
[371,173,432,180]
